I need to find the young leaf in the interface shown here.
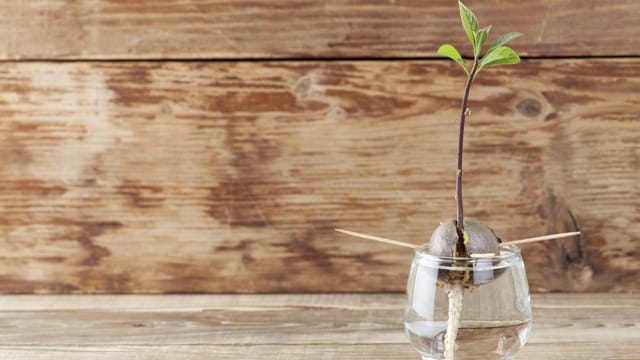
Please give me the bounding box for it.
[487,32,522,54]
[478,46,520,72]
[458,1,479,48]
[437,44,469,76]
[473,25,492,57]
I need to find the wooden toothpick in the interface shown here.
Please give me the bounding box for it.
[335,228,581,251]
[334,229,424,250]
[500,231,581,245]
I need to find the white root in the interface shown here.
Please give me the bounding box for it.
[445,281,464,360]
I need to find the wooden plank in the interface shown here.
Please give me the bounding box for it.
[0,59,637,293]
[1,344,638,360]
[0,293,636,359]
[0,293,403,311]
[1,1,639,60]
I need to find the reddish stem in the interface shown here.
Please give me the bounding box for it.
[455,61,478,241]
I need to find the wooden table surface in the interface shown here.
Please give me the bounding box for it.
[0,293,636,359]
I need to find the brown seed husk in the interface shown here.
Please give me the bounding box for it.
[427,218,503,287]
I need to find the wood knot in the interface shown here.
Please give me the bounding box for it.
[292,76,313,99]
[326,105,346,121]
[516,98,543,117]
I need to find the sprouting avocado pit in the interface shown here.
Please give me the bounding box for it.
[428,217,501,258]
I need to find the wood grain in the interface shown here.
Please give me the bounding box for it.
[0,59,637,293]
[0,293,637,359]
[1,0,639,60]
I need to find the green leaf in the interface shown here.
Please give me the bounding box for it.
[463,231,470,246]
[458,1,479,49]
[473,25,492,57]
[478,45,521,72]
[487,32,522,54]
[437,44,469,76]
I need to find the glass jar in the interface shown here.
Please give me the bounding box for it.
[404,244,532,360]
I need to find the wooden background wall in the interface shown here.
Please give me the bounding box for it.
[0,0,637,293]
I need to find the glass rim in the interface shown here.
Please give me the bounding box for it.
[413,243,521,262]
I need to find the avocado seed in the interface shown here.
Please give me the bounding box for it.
[428,218,503,286]
[428,217,501,257]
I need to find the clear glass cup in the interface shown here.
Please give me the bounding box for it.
[404,244,532,360]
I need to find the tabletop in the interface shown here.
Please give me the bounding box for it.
[0,293,636,359]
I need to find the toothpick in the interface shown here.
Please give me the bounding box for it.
[500,231,581,245]
[335,228,581,251]
[334,228,424,250]
[470,253,496,258]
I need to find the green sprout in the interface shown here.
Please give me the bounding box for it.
[438,1,522,255]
